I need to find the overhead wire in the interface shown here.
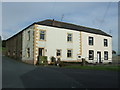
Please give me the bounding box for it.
[99,2,111,28]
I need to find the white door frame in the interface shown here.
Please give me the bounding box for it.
[97,51,101,63]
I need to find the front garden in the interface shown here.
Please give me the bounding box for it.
[36,56,120,71]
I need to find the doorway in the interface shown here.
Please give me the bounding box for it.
[97,52,101,63]
[38,48,44,56]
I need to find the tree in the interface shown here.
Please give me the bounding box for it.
[0,36,1,47]
[112,50,116,54]
[2,40,6,47]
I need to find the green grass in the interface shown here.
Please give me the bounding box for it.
[1,47,6,54]
[0,47,2,51]
[63,65,120,71]
[2,47,6,51]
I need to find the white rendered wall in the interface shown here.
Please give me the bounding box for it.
[35,25,81,62]
[34,25,112,63]
[81,32,112,63]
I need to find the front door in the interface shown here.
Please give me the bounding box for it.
[38,48,44,56]
[97,52,101,63]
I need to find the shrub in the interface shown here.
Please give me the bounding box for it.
[37,56,48,65]
[57,58,64,67]
[57,58,61,66]
[81,58,86,66]
[50,56,57,65]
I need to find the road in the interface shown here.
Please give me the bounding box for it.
[2,56,119,88]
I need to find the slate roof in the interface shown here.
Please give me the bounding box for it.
[35,19,112,37]
[6,19,112,41]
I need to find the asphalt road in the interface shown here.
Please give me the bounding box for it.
[2,56,120,88]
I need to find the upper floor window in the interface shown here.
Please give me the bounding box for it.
[27,31,30,41]
[67,49,72,58]
[56,49,61,57]
[104,39,108,47]
[104,51,108,60]
[89,37,93,45]
[67,33,72,42]
[40,30,46,40]
[89,50,94,60]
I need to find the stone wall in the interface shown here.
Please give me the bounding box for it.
[6,32,23,60]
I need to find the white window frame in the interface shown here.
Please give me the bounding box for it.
[56,49,62,57]
[67,49,72,58]
[89,37,94,45]
[89,50,94,60]
[67,33,72,42]
[40,30,46,41]
[104,39,108,47]
[104,51,108,60]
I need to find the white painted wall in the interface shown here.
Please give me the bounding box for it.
[22,26,34,61]
[22,24,112,64]
[81,32,112,63]
[35,25,81,62]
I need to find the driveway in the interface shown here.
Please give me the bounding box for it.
[2,56,119,88]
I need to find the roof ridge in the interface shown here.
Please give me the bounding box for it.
[35,19,111,37]
[37,19,103,31]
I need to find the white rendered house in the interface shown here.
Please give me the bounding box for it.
[6,19,112,65]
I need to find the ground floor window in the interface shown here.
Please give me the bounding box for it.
[67,49,72,58]
[26,48,30,57]
[20,50,22,57]
[89,50,94,60]
[104,51,108,60]
[56,49,61,56]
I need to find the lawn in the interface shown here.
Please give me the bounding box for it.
[63,65,120,71]
[0,47,2,51]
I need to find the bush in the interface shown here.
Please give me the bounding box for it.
[37,56,48,65]
[50,56,57,65]
[57,58,63,67]
[81,58,86,66]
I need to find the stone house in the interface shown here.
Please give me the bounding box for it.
[6,19,112,65]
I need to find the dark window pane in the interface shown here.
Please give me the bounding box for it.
[89,37,93,45]
[27,48,30,57]
[89,50,94,60]
[56,50,61,56]
[40,31,45,40]
[40,34,44,40]
[67,50,72,57]
[28,31,30,40]
[104,51,108,60]
[67,34,72,42]
[104,39,108,47]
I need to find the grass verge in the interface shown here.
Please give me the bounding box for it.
[63,65,120,71]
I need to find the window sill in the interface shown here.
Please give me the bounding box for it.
[67,41,73,43]
[39,40,46,41]
[67,57,73,58]
[89,45,94,46]
[89,59,94,60]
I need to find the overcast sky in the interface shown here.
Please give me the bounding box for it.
[2,2,118,53]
